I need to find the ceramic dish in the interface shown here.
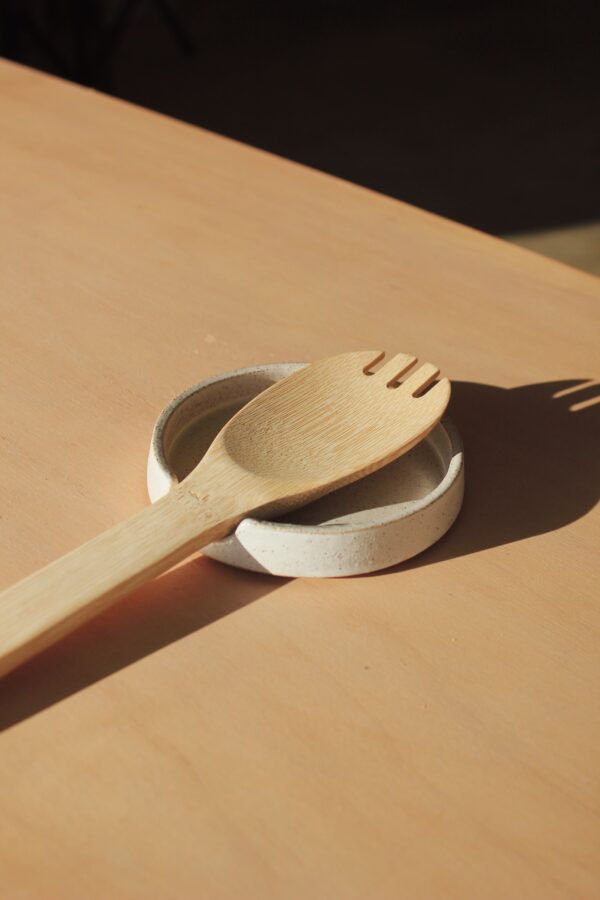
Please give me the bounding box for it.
[147,363,464,577]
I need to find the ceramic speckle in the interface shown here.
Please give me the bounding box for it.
[148,363,464,577]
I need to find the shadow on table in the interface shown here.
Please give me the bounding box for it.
[1,378,598,732]
[403,377,600,569]
[0,558,287,732]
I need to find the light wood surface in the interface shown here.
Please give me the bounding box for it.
[0,350,448,677]
[0,60,598,899]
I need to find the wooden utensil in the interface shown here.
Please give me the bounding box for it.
[0,350,450,678]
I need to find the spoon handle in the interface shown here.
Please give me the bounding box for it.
[0,481,246,679]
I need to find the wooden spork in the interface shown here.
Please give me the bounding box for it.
[0,351,450,677]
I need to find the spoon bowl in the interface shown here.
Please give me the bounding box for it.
[199,351,450,510]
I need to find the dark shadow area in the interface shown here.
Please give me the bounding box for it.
[405,377,599,567]
[0,554,287,732]
[1,0,599,233]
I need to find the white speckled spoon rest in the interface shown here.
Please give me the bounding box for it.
[148,362,464,577]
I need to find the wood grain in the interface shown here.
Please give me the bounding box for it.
[0,59,598,899]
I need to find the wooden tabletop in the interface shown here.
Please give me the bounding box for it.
[1,59,598,899]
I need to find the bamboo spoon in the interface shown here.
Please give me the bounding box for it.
[0,351,450,678]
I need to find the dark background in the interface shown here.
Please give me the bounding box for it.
[1,0,599,235]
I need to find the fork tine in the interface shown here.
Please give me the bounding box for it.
[376,352,418,384]
[418,376,451,407]
[360,350,386,373]
[401,362,440,396]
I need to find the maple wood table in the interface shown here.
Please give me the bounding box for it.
[0,59,598,899]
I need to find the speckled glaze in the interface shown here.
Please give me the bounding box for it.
[148,363,464,577]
